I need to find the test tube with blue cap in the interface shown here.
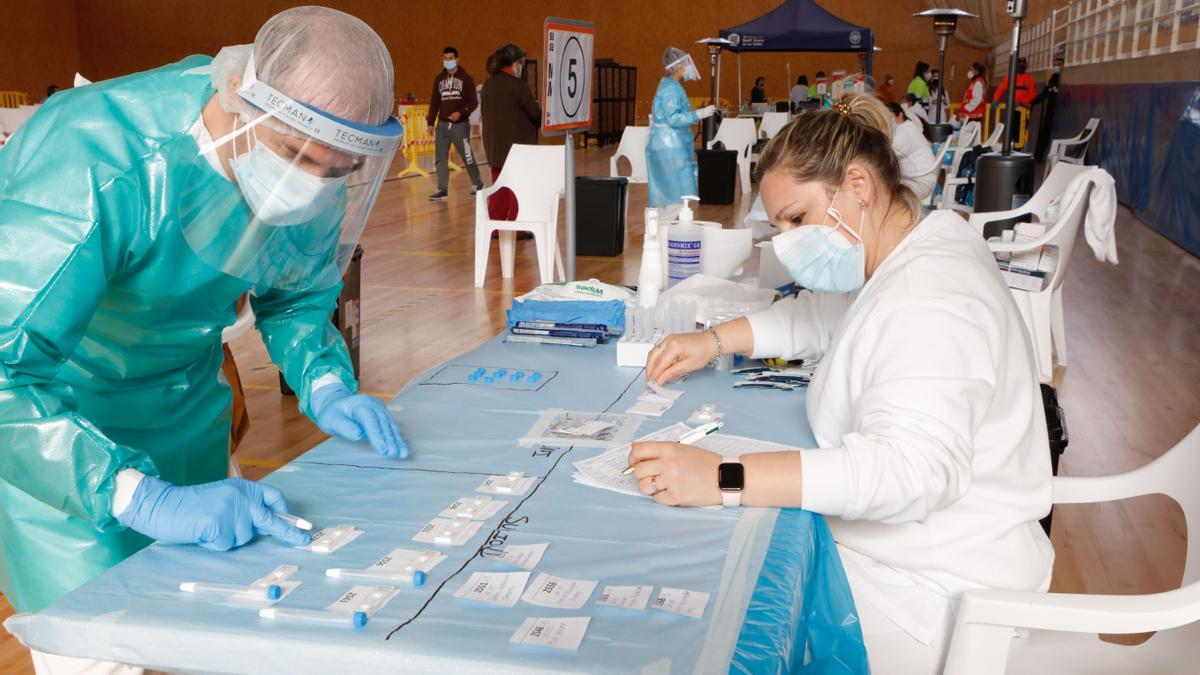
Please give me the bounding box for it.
[259,607,368,629]
[181,582,283,601]
[528,372,541,383]
[324,568,426,587]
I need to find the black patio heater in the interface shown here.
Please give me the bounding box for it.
[696,37,733,145]
[974,0,1037,238]
[913,8,975,144]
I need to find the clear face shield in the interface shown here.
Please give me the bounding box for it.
[184,54,403,292]
[667,54,702,82]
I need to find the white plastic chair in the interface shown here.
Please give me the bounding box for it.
[707,117,757,195]
[474,144,565,287]
[972,173,1094,383]
[912,140,953,203]
[971,162,1092,228]
[944,423,1200,675]
[984,122,1005,151]
[757,112,789,140]
[938,121,982,212]
[609,126,649,183]
[1047,118,1101,174]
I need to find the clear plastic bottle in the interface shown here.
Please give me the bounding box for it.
[667,196,702,286]
[637,208,662,308]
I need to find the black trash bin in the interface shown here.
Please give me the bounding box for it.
[280,245,362,395]
[574,176,628,256]
[697,148,738,205]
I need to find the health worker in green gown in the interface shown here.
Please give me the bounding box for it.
[0,6,410,614]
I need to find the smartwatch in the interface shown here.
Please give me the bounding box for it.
[718,456,744,507]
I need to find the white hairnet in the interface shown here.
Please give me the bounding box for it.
[211,6,394,138]
[663,47,689,71]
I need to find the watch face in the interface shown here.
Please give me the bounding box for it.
[718,462,745,491]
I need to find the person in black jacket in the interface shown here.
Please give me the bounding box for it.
[480,44,541,221]
[1031,57,1064,162]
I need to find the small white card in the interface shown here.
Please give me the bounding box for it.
[229,565,302,607]
[439,496,508,520]
[412,518,482,546]
[643,381,684,403]
[521,572,598,609]
[326,584,400,617]
[369,548,446,574]
[303,526,363,553]
[625,399,672,417]
[596,585,653,610]
[453,571,530,607]
[652,587,710,618]
[510,617,591,651]
[476,474,536,495]
[496,543,548,571]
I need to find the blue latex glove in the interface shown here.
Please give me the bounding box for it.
[117,476,311,550]
[310,383,409,458]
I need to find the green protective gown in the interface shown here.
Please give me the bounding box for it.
[0,55,356,613]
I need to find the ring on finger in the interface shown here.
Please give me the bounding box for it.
[650,477,659,493]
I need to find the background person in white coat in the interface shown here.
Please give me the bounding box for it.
[886,102,938,201]
[629,94,1054,674]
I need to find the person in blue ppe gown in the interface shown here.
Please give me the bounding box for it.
[646,47,717,207]
[0,6,410,618]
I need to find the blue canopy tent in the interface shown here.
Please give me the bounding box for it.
[719,0,874,105]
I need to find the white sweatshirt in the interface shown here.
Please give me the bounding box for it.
[748,210,1054,641]
[892,119,939,200]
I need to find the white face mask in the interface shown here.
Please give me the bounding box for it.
[923,72,932,81]
[967,70,976,80]
[513,61,523,78]
[232,129,345,226]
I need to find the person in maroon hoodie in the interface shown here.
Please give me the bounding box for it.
[427,46,484,201]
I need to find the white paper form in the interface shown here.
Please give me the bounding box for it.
[453,571,530,607]
[510,617,591,651]
[626,381,684,416]
[571,423,691,497]
[520,572,598,609]
[652,587,710,618]
[496,543,549,571]
[596,585,653,610]
[691,432,796,457]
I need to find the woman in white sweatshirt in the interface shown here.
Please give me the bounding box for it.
[630,94,1054,674]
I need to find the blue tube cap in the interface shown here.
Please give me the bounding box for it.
[494,369,507,377]
[352,611,369,629]
[483,377,494,384]
[266,584,283,601]
[467,374,479,382]
[413,570,426,587]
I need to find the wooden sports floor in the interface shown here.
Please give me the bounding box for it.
[2,144,1197,671]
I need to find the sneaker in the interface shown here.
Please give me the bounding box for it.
[428,190,448,201]
[470,184,484,196]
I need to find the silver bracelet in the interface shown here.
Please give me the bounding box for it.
[706,327,723,368]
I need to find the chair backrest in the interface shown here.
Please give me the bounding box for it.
[494,144,566,222]
[611,126,649,180]
[1022,162,1092,219]
[758,112,789,139]
[1042,178,1092,292]
[985,123,1004,149]
[921,140,952,181]
[710,118,757,158]
[957,121,981,151]
[1055,424,1200,587]
[1064,118,1101,160]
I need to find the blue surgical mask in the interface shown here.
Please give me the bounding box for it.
[444,59,457,70]
[771,189,866,293]
[232,138,344,227]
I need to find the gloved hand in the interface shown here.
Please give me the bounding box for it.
[696,105,718,120]
[310,383,409,458]
[117,476,311,550]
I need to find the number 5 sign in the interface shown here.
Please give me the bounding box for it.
[542,18,595,135]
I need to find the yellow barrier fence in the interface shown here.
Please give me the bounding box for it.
[986,103,1030,149]
[0,91,28,108]
[396,104,461,179]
